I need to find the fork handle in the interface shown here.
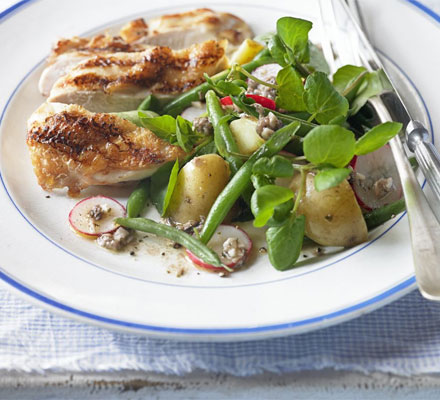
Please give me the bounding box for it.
[369,96,440,300]
[406,120,440,205]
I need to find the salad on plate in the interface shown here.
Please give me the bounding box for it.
[26,8,406,275]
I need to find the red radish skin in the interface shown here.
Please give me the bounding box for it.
[69,195,126,237]
[220,94,276,110]
[350,145,403,211]
[186,225,253,272]
[349,155,371,210]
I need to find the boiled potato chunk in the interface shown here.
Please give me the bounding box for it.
[229,39,265,65]
[290,172,368,247]
[230,117,265,155]
[166,154,230,223]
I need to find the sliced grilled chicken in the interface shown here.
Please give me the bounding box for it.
[27,102,186,196]
[39,9,252,96]
[39,34,149,96]
[141,8,253,52]
[47,40,228,112]
[119,18,149,43]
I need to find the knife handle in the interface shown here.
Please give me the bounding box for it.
[406,120,440,205]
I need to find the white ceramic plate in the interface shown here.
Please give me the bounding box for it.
[0,0,439,341]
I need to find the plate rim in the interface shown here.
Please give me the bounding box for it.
[0,0,437,339]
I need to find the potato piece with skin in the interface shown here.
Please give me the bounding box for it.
[290,172,368,247]
[166,154,230,223]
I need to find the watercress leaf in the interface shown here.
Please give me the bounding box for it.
[355,121,402,155]
[175,116,195,152]
[333,65,367,102]
[232,79,248,89]
[253,31,276,45]
[230,95,259,118]
[275,65,306,112]
[139,114,176,140]
[150,160,179,216]
[267,34,288,67]
[251,185,294,227]
[303,72,349,124]
[327,114,347,126]
[116,110,158,127]
[307,41,330,74]
[266,198,294,227]
[303,125,356,167]
[252,155,294,177]
[215,80,244,96]
[137,94,161,112]
[314,167,351,192]
[350,69,392,115]
[162,159,180,216]
[276,17,313,64]
[266,215,305,271]
[251,174,274,189]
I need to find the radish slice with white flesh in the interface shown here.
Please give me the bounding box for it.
[69,195,126,237]
[180,103,206,122]
[186,225,252,272]
[250,63,282,84]
[351,145,403,211]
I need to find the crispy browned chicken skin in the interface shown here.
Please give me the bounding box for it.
[27,103,186,196]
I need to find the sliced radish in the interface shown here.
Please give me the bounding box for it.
[351,145,403,211]
[220,94,276,110]
[69,195,126,237]
[180,103,206,122]
[186,225,252,272]
[251,63,282,83]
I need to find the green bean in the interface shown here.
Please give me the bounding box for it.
[161,49,273,116]
[205,90,243,174]
[127,179,150,218]
[363,198,406,230]
[200,121,301,243]
[115,217,223,267]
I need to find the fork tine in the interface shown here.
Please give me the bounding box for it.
[317,0,338,74]
[318,0,365,70]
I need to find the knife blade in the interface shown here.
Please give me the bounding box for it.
[319,0,440,300]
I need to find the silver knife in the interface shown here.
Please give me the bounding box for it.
[319,0,440,300]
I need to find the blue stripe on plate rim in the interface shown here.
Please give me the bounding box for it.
[0,0,436,336]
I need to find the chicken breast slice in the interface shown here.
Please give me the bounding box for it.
[141,8,253,52]
[47,40,228,112]
[27,102,186,196]
[39,9,252,96]
[39,34,151,96]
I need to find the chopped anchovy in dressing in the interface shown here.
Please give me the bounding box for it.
[193,116,213,135]
[222,237,247,265]
[373,177,394,199]
[96,227,133,251]
[256,111,283,139]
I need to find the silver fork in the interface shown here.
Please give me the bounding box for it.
[318,0,440,300]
